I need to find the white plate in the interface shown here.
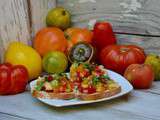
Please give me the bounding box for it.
[30,70,133,107]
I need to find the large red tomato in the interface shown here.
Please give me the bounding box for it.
[0,63,29,95]
[65,27,93,51]
[93,22,116,51]
[100,45,146,74]
[33,27,68,56]
[124,64,154,89]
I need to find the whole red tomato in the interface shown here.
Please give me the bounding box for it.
[65,27,93,51]
[33,27,67,56]
[0,63,29,95]
[124,64,154,89]
[93,22,116,51]
[100,45,146,74]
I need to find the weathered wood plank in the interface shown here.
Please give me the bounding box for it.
[116,34,160,55]
[144,82,160,95]
[29,0,56,37]
[0,0,31,63]
[0,89,159,120]
[0,112,30,120]
[58,0,160,36]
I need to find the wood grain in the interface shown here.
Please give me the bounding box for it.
[0,0,31,63]
[58,0,160,36]
[0,112,30,120]
[144,82,160,95]
[0,88,159,120]
[29,0,56,37]
[116,34,160,55]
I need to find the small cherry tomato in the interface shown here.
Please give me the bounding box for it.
[47,75,53,81]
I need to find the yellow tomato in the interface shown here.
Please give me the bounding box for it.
[5,41,42,80]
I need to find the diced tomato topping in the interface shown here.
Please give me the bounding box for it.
[73,81,81,88]
[79,85,96,94]
[77,71,81,78]
[69,82,74,90]
[95,66,100,71]
[83,70,90,77]
[88,85,96,94]
[59,86,66,93]
[61,79,67,86]
[47,75,53,81]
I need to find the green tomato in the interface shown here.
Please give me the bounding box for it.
[42,51,68,74]
[46,7,71,30]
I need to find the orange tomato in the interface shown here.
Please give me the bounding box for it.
[65,27,93,51]
[33,27,68,56]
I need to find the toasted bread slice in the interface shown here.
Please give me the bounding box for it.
[32,90,75,100]
[32,84,121,100]
[76,84,121,100]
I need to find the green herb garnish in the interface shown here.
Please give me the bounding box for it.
[101,75,110,80]
[83,63,95,73]
[92,76,100,85]
[73,62,79,69]
[35,81,44,91]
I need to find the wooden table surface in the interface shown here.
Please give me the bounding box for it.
[0,82,160,120]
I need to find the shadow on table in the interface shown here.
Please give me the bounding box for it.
[33,93,133,114]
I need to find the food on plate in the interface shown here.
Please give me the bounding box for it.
[5,42,42,80]
[42,51,68,74]
[32,63,121,100]
[68,42,96,63]
[33,27,67,56]
[145,54,160,81]
[124,64,154,89]
[92,21,116,51]
[70,62,121,100]
[0,63,29,95]
[32,73,74,99]
[46,7,71,30]
[100,45,146,74]
[65,27,93,51]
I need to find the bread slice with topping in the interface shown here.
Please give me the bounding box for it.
[32,73,75,100]
[70,62,121,100]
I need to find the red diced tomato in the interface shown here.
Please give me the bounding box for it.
[88,85,96,94]
[47,75,53,81]
[61,80,67,86]
[77,71,81,78]
[79,85,96,94]
[83,70,90,77]
[59,86,66,93]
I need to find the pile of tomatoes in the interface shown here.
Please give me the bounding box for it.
[33,21,154,89]
[0,8,155,96]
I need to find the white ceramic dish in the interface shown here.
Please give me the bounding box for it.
[30,70,133,107]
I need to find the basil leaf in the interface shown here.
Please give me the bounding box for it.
[101,75,110,80]
[35,81,44,91]
[92,76,99,85]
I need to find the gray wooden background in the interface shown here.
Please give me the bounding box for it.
[58,0,160,55]
[0,0,160,62]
